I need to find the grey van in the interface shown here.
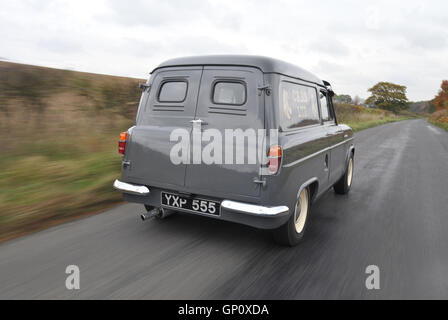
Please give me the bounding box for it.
[113,55,354,246]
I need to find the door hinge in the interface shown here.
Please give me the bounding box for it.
[122,160,131,169]
[253,178,266,187]
[139,83,151,92]
[257,85,271,96]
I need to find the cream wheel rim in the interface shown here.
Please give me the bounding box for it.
[294,188,309,234]
[347,158,353,187]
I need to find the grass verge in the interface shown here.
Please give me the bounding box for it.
[429,109,448,131]
[334,103,417,131]
[0,134,126,242]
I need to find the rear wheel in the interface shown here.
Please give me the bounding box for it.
[334,154,354,195]
[273,187,310,246]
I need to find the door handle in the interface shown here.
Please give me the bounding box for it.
[190,119,208,126]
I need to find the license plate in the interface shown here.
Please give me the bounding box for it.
[161,192,220,216]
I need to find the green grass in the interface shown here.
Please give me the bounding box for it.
[334,103,417,131]
[343,116,413,131]
[430,120,448,131]
[431,121,448,131]
[0,134,127,240]
[429,109,448,131]
[0,61,141,241]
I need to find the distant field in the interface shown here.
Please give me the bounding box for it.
[0,61,418,242]
[334,103,416,131]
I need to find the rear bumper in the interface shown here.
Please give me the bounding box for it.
[114,180,290,229]
[221,200,289,217]
[113,179,150,195]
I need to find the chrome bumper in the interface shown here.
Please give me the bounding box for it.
[221,200,289,217]
[113,180,150,195]
[114,180,288,218]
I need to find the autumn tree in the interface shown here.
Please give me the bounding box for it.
[334,94,352,104]
[365,82,409,113]
[432,80,448,111]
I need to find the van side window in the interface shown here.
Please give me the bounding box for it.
[319,91,333,121]
[213,81,246,105]
[280,81,320,130]
[158,81,187,102]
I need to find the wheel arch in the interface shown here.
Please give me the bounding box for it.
[297,177,319,203]
[347,144,355,163]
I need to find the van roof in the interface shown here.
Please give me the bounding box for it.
[152,55,325,86]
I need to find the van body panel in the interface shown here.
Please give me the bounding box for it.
[122,67,203,188]
[184,66,265,198]
[325,124,347,184]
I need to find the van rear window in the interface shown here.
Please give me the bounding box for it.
[158,81,187,102]
[213,81,246,105]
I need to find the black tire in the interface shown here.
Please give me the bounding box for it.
[273,187,310,246]
[334,153,354,195]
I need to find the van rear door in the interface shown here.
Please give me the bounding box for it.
[123,67,202,188]
[184,66,265,198]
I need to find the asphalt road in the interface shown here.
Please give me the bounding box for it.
[1,119,447,299]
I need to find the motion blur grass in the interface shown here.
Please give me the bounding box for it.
[0,135,123,238]
[0,61,141,241]
[0,61,417,242]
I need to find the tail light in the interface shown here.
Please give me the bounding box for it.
[267,145,282,174]
[118,132,128,155]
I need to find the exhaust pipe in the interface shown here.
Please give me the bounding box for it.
[160,208,174,219]
[140,208,161,221]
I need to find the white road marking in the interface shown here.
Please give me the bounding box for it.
[427,125,441,135]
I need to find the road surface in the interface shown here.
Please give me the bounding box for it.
[1,119,447,299]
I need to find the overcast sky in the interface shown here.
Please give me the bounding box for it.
[1,0,447,101]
